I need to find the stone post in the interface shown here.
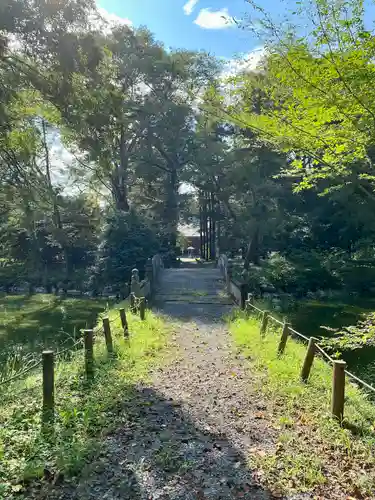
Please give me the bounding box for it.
[145,258,153,291]
[131,268,141,298]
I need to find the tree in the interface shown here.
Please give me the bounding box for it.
[230,0,375,200]
[128,50,219,250]
[91,210,159,294]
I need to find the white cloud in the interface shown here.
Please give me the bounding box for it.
[97,7,132,27]
[183,0,199,15]
[90,7,132,34]
[223,47,266,77]
[194,8,234,29]
[219,48,266,106]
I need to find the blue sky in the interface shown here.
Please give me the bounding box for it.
[96,0,285,59]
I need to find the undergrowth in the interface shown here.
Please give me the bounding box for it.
[0,303,170,499]
[229,313,375,498]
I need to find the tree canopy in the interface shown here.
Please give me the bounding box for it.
[1,0,375,298]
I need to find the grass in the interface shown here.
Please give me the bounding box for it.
[0,294,114,368]
[229,313,375,498]
[253,294,375,387]
[0,302,171,499]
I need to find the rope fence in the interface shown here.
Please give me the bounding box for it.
[244,295,375,422]
[0,359,43,387]
[314,343,335,364]
[0,254,164,431]
[289,327,310,343]
[0,300,151,428]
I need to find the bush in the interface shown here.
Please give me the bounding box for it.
[241,251,340,296]
[335,263,375,294]
[91,210,160,294]
[263,253,297,292]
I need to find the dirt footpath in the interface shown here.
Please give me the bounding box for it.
[43,266,285,499]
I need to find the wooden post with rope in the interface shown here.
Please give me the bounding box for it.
[84,329,94,379]
[119,308,129,339]
[301,337,316,382]
[332,360,346,422]
[42,350,54,427]
[102,317,113,354]
[278,323,290,355]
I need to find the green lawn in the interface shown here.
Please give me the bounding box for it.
[0,303,170,499]
[0,294,114,370]
[229,313,375,498]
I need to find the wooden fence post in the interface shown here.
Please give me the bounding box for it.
[84,329,94,379]
[139,297,146,321]
[332,360,346,422]
[119,308,129,339]
[260,311,269,336]
[130,292,136,314]
[278,323,290,355]
[248,293,254,304]
[102,317,113,354]
[42,350,54,426]
[301,337,316,382]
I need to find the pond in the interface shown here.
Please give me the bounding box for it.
[285,297,375,388]
[0,294,115,370]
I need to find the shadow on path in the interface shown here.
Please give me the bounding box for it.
[48,385,272,499]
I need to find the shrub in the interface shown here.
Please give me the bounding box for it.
[91,210,159,294]
[240,251,340,296]
[335,263,375,294]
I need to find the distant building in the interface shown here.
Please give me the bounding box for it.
[179,224,200,255]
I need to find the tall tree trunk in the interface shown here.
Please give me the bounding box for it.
[199,201,203,257]
[112,169,130,211]
[115,124,130,211]
[165,166,179,252]
[211,193,216,260]
[42,119,69,281]
[244,225,260,270]
[204,195,209,260]
[23,199,41,285]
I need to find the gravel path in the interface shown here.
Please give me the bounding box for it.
[44,265,278,499]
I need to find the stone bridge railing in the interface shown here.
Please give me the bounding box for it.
[130,254,164,301]
[218,254,248,310]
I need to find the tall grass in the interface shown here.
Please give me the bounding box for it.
[0,303,170,499]
[230,314,375,497]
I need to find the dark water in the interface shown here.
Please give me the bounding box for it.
[286,297,375,387]
[0,294,113,368]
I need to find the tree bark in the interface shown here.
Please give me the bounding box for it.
[42,119,69,279]
[204,195,209,260]
[199,202,203,257]
[165,165,179,251]
[115,124,130,211]
[244,225,260,269]
[210,193,216,260]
